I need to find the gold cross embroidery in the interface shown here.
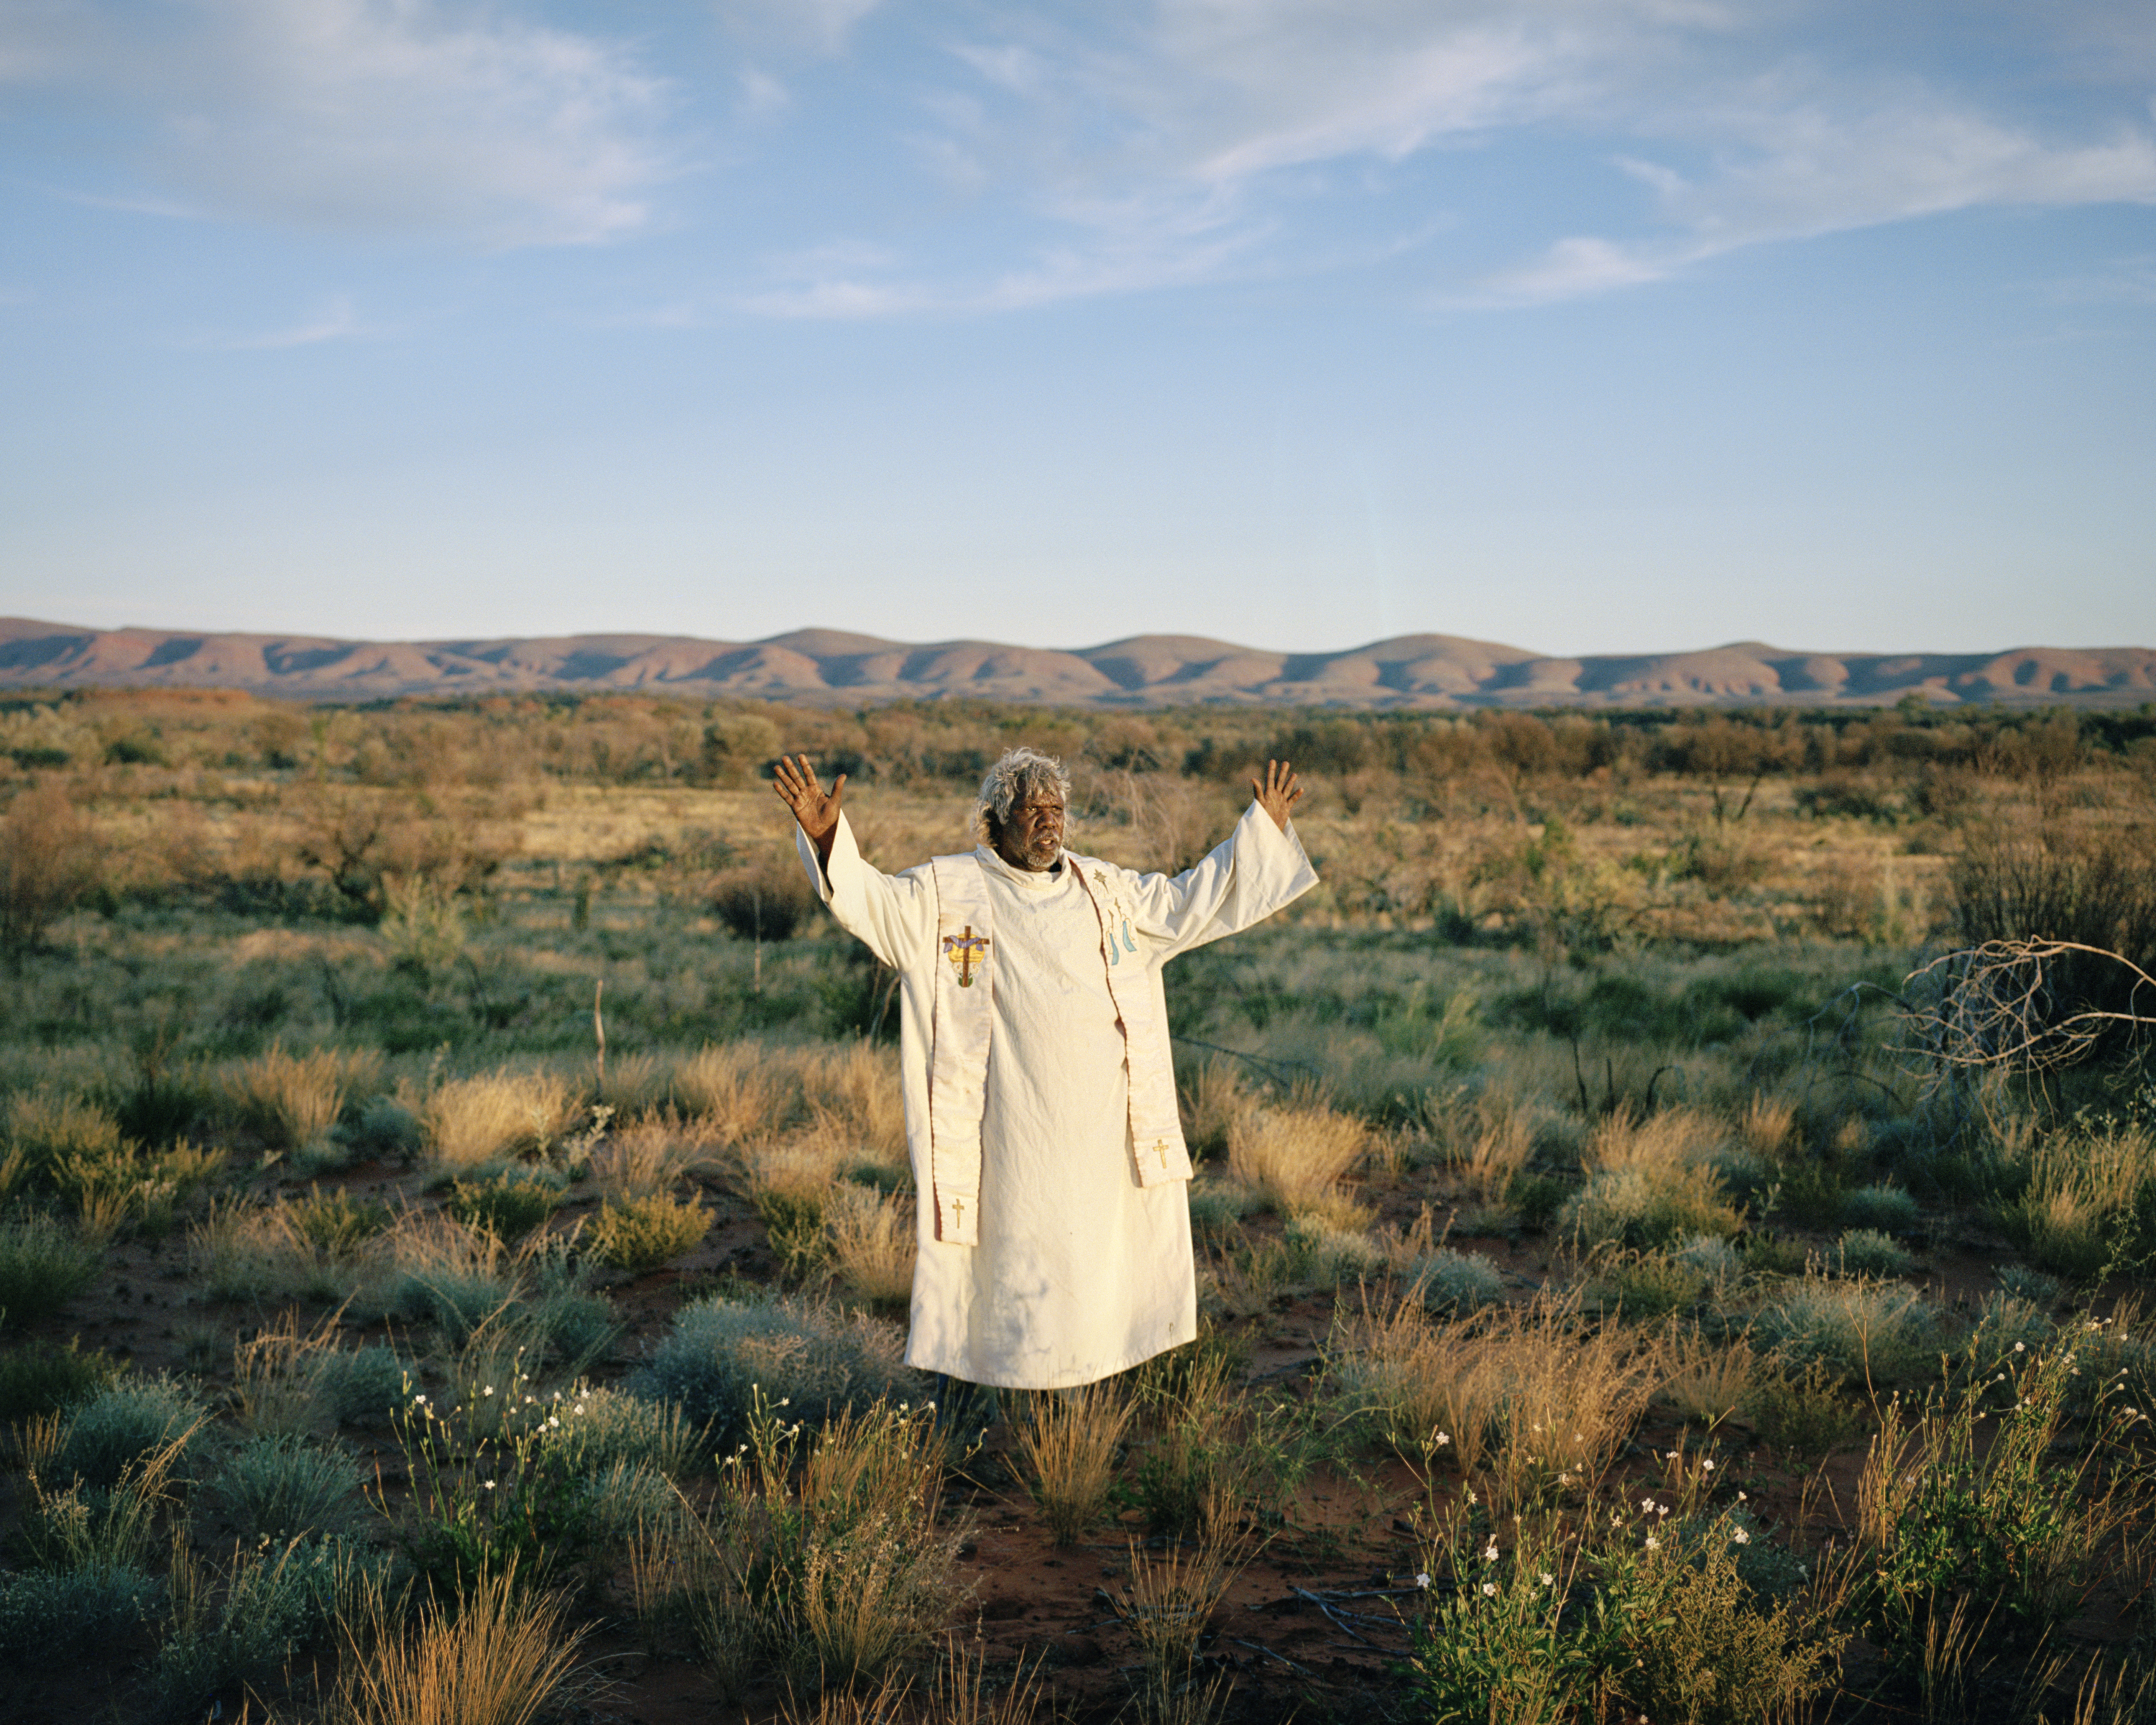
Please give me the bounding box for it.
[949,1197,964,1231]
[941,925,990,988]
[1152,1139,1169,1169]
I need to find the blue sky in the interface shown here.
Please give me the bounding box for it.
[1,0,2152,656]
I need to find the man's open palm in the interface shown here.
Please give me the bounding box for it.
[1253,758,1303,831]
[774,754,846,862]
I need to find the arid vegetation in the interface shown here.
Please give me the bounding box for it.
[1,686,2154,1722]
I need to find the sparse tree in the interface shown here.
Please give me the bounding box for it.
[0,780,98,962]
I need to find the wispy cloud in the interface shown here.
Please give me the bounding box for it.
[211,294,382,349]
[755,0,2156,314]
[2,0,671,246]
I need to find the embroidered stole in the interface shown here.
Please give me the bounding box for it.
[924,850,1192,1246]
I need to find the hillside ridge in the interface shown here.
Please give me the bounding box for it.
[1,617,2150,709]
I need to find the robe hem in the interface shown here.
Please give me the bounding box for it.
[905,1324,1197,1393]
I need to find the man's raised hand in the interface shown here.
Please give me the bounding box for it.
[773,754,846,865]
[1252,758,1303,832]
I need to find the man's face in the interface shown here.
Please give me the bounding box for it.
[992,793,1065,871]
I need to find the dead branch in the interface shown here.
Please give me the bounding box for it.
[1901,939,2156,1076]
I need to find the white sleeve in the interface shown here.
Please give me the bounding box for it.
[1122,800,1319,962]
[795,814,936,972]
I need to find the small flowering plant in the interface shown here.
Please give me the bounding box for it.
[382,1356,602,1597]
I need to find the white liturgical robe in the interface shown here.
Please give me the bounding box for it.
[796,801,1318,1389]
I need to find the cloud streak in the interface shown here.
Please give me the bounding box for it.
[3,0,671,246]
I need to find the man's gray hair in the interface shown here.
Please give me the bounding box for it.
[975,747,1071,842]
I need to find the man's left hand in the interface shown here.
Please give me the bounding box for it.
[1252,758,1303,831]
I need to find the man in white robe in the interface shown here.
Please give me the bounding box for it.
[773,747,1317,1392]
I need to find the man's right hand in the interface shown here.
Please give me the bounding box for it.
[773,754,846,867]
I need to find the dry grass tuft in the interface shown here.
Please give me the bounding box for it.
[335,1565,586,1725]
[420,1067,579,1168]
[793,1040,906,1163]
[824,1184,916,1309]
[1018,1380,1133,1546]
[1738,1092,1799,1160]
[1581,1105,1724,1174]
[1115,1524,1245,1680]
[231,1306,349,1435]
[1328,1289,1659,1506]
[589,1108,714,1201]
[1662,1328,1761,1430]
[673,1041,793,1145]
[219,1044,381,1149]
[1226,1097,1368,1214]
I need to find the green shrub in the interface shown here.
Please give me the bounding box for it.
[1754,1274,1940,1387]
[325,1344,413,1427]
[1746,1358,1868,1459]
[588,1192,712,1273]
[0,1337,121,1422]
[630,1292,921,1449]
[1410,1247,1506,1312]
[349,1095,422,1160]
[290,1184,393,1254]
[1283,1215,1386,1283]
[1672,1231,1743,1286]
[543,1384,704,1478]
[1559,1164,1741,1251]
[0,1564,161,1668]
[201,1434,367,1543]
[1995,1265,2063,1307]
[1835,1228,1915,1277]
[55,1376,207,1489]
[445,1170,566,1242]
[1186,1179,1260,1235]
[0,1213,101,1330]
[155,1535,382,1719]
[1842,1184,1921,1235]
[1410,1506,1832,1725]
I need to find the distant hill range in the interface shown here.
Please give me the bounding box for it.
[2,617,2151,710]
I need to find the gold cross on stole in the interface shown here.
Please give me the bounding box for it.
[941,925,989,988]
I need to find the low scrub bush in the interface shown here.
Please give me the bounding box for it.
[1284,1215,1387,1283]
[1835,1228,1915,1277]
[1746,1358,1868,1460]
[445,1168,567,1242]
[1409,1246,1506,1313]
[588,1191,712,1272]
[156,1533,382,1719]
[201,1433,368,1543]
[0,1563,161,1668]
[543,1383,704,1478]
[1411,1503,1833,1725]
[0,1213,101,1329]
[1754,1273,1940,1389]
[0,1336,120,1422]
[51,1374,207,1490]
[1225,1097,1368,1214]
[1850,1333,2134,1669]
[630,1291,921,1450]
[1560,1164,1742,1251]
[1843,1184,1921,1236]
[420,1067,580,1167]
[218,1044,379,1149]
[1328,1292,1657,1506]
[290,1182,394,1254]
[673,1041,794,1146]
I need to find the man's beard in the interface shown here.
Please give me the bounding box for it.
[1010,828,1061,869]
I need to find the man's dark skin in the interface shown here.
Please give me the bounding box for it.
[773,755,1305,868]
